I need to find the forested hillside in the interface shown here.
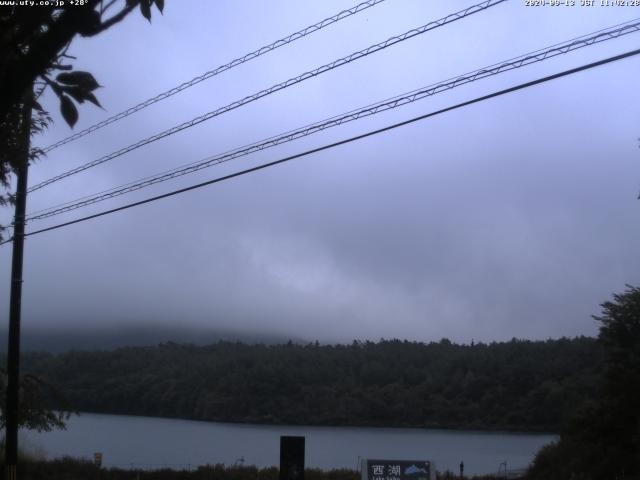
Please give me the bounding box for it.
[18,337,600,431]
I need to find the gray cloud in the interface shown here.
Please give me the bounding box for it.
[2,0,639,346]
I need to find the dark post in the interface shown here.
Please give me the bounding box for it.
[459,461,464,479]
[5,90,32,480]
[279,436,305,480]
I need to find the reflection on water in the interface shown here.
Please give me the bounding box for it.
[22,413,556,475]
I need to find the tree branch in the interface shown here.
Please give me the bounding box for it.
[100,0,119,15]
[89,3,136,35]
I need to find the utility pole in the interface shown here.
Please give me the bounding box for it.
[5,89,33,480]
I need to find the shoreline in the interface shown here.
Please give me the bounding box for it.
[68,410,559,435]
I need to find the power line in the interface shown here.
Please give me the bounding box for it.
[39,0,388,154]
[3,47,636,245]
[28,0,506,193]
[24,19,640,222]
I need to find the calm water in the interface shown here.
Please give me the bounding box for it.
[22,413,555,475]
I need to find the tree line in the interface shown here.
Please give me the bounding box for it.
[528,285,640,479]
[14,336,601,432]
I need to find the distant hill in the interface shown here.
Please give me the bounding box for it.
[15,336,601,432]
[0,324,301,353]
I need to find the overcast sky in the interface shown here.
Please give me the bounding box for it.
[1,0,639,344]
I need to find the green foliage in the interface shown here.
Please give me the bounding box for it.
[16,337,600,432]
[528,285,640,479]
[0,367,74,433]
[0,457,512,480]
[58,94,78,128]
[0,458,357,480]
[0,0,164,237]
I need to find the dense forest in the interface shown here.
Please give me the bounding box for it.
[15,337,600,432]
[527,285,640,479]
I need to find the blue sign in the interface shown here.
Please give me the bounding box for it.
[364,459,432,480]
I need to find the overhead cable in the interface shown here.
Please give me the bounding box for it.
[40,0,389,153]
[28,0,506,193]
[1,47,635,245]
[25,19,640,222]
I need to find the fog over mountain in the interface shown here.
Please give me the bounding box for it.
[1,1,639,347]
[0,325,303,353]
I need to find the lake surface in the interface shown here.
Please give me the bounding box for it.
[22,413,556,476]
